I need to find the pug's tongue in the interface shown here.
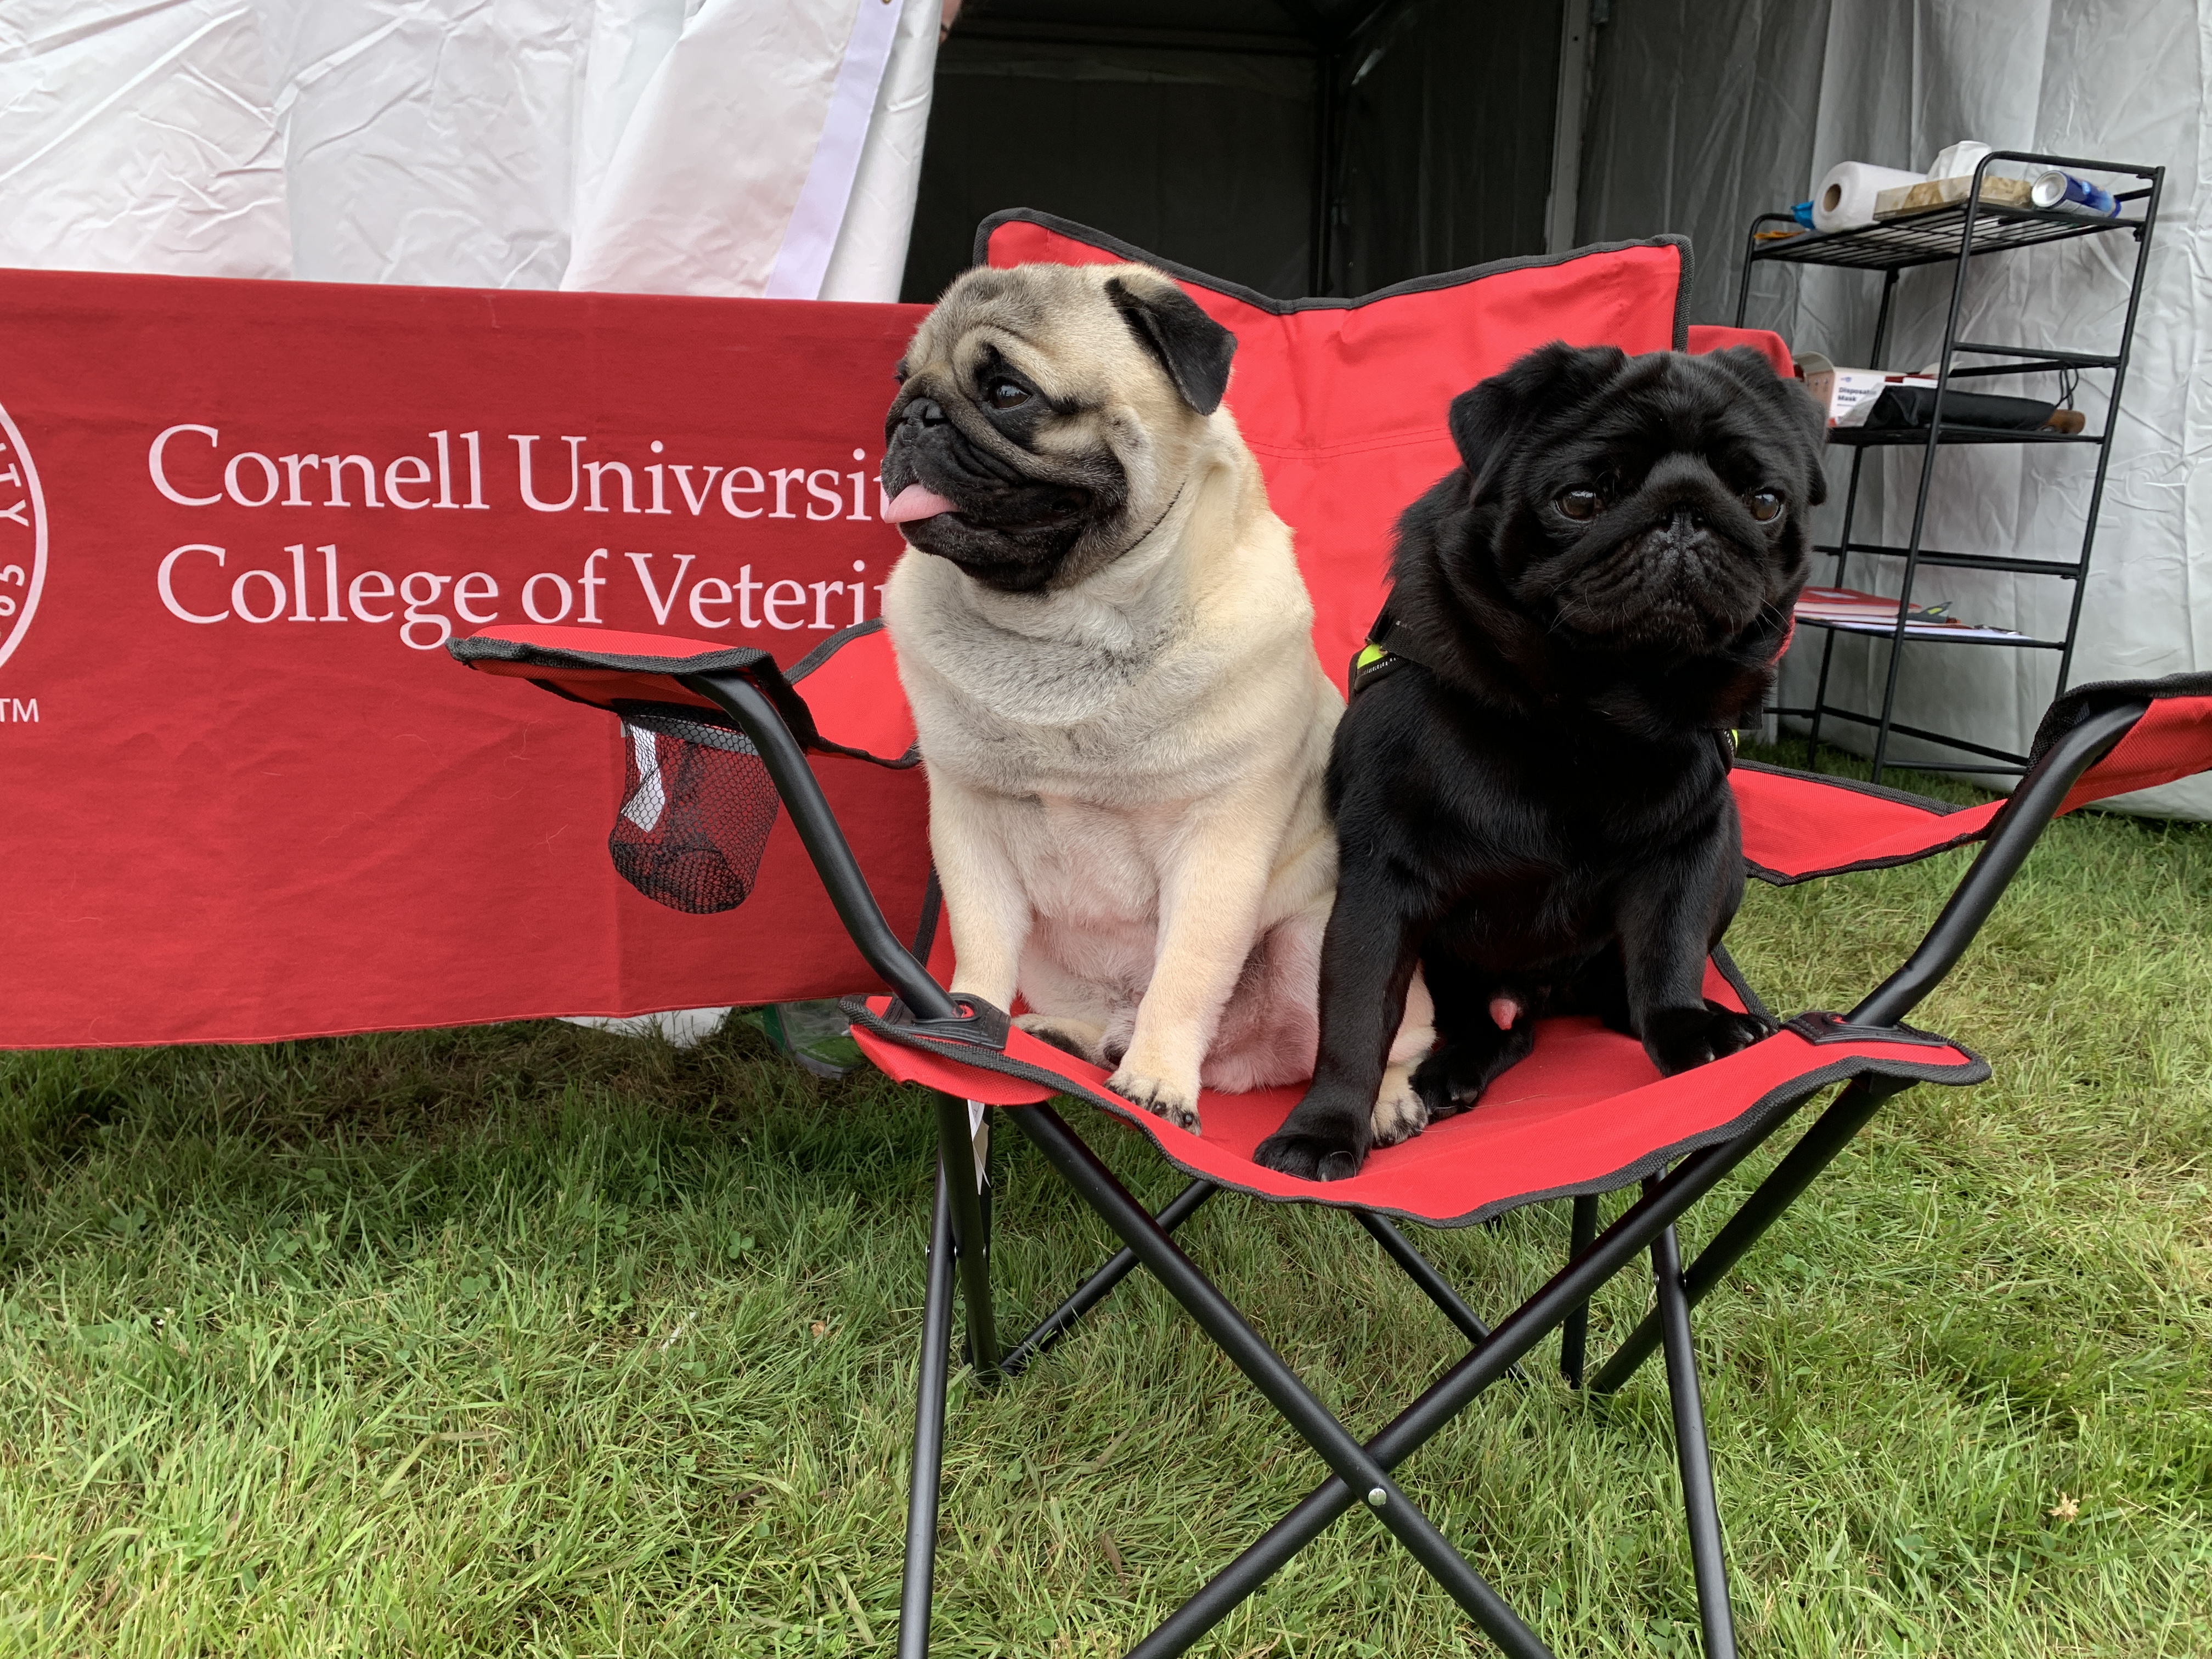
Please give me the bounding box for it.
[882,483,958,524]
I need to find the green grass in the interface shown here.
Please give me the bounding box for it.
[1,752,2208,1656]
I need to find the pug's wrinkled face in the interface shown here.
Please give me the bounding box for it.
[881,262,1236,594]
[1448,343,1826,653]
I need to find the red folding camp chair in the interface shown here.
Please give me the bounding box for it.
[447,215,2212,1658]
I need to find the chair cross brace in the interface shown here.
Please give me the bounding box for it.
[1000,1177,1217,1379]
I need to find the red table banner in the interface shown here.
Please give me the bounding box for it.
[0,270,936,1047]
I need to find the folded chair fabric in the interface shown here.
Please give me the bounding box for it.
[450,212,2212,1659]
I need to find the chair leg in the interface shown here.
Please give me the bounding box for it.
[1590,1074,1907,1395]
[1560,1194,1599,1387]
[1131,1135,1770,1659]
[1653,1221,1736,1659]
[898,1163,960,1659]
[1011,1103,1554,1659]
[1354,1209,1493,1344]
[934,1092,998,1378]
[1354,1210,1527,1383]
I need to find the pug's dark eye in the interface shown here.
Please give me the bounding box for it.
[985,379,1031,410]
[1555,488,1603,522]
[1746,489,1785,522]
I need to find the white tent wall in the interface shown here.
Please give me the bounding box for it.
[0,2,294,281]
[1581,0,2210,818]
[0,0,940,301]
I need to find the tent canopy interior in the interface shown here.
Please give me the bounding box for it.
[901,0,1570,302]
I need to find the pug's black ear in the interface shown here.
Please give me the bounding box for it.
[1105,273,1237,415]
[1446,342,1627,489]
[1702,345,1830,507]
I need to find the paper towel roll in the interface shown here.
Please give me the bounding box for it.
[1812,161,1928,232]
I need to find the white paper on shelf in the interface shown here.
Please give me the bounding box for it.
[1805,366,1914,427]
[1929,139,1994,180]
[1813,619,2031,644]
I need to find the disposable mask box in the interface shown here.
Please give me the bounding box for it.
[1801,366,1932,428]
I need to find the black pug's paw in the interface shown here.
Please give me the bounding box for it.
[1641,1001,1775,1075]
[1252,1090,1371,1182]
[1410,1021,1538,1118]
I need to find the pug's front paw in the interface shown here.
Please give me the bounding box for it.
[1368,1063,1431,1149]
[1109,1068,1200,1133]
[1642,1002,1774,1075]
[1251,1129,1364,1181]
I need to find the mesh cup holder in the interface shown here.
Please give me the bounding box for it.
[608,706,780,914]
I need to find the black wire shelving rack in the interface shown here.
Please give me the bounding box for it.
[1735,150,2163,782]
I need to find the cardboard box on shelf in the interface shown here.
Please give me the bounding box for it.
[1874,173,2038,217]
[1801,365,1932,427]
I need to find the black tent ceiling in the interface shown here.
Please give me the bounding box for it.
[902,0,1568,303]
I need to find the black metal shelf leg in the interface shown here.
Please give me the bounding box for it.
[898,1164,960,1659]
[1804,442,1871,770]
[1654,1219,1736,1658]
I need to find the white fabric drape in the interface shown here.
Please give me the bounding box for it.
[0,0,938,301]
[1582,0,2210,817]
[0,2,294,280]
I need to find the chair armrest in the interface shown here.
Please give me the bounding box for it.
[1849,695,2149,1025]
[681,667,960,1023]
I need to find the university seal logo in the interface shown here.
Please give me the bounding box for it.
[0,398,44,670]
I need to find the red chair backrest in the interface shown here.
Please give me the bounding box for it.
[984,212,1692,683]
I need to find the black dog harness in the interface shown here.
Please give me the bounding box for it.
[1345,606,1431,699]
[1346,603,1765,770]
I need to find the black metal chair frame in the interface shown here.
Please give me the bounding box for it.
[674,663,2150,1659]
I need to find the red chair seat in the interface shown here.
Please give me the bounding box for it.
[846,966,1986,1227]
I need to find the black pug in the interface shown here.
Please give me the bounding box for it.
[1254,342,1825,1182]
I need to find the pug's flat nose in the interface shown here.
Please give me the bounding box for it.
[905,398,948,428]
[1667,504,1707,534]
